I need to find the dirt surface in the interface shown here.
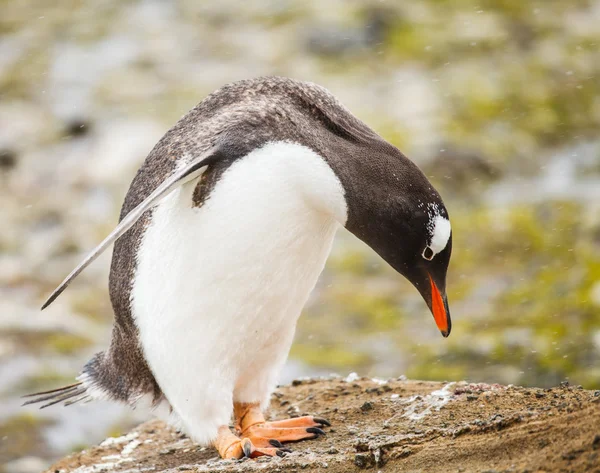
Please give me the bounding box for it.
[46,377,600,473]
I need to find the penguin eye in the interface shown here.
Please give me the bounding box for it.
[422,246,434,261]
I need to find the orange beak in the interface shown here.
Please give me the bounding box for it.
[429,274,451,337]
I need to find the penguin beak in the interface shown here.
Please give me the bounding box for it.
[428,274,451,338]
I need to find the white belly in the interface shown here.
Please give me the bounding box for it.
[130,141,346,443]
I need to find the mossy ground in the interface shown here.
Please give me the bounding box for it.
[296,200,600,388]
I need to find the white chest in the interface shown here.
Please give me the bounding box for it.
[130,142,347,387]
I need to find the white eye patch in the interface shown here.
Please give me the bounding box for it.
[428,215,452,257]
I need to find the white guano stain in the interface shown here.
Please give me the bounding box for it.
[399,382,456,421]
[121,439,142,456]
[371,378,389,385]
[345,372,360,382]
[99,431,139,447]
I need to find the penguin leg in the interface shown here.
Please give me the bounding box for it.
[213,425,287,459]
[234,403,330,445]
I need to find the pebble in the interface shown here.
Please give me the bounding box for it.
[361,401,374,412]
[354,452,374,469]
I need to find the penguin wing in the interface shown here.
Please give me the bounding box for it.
[41,146,222,310]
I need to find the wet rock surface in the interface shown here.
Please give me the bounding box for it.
[47,377,600,473]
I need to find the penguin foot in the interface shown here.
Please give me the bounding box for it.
[234,402,330,447]
[243,422,327,444]
[214,426,289,459]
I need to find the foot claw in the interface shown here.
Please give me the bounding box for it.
[269,439,283,448]
[276,450,286,457]
[242,438,253,458]
[306,427,326,436]
[313,417,331,427]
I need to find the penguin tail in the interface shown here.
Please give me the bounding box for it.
[22,382,90,409]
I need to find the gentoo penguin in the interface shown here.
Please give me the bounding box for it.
[25,77,452,459]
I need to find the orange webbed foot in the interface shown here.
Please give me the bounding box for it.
[234,403,330,452]
[214,426,289,459]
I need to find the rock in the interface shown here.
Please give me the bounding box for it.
[45,377,600,473]
[63,118,92,138]
[353,452,374,469]
[0,148,17,170]
[360,401,374,412]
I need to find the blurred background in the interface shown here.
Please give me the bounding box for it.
[1,0,600,470]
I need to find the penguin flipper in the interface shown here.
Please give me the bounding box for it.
[41,146,222,310]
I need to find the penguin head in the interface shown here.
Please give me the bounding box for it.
[342,149,452,337]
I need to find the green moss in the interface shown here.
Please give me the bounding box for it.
[293,198,600,388]
[252,5,309,27]
[105,426,125,438]
[1,0,124,41]
[404,201,600,388]
[46,332,92,355]
[406,356,467,382]
[327,249,385,277]
[375,121,413,151]
[69,442,90,453]
[0,48,50,99]
[290,343,371,370]
[385,21,432,62]
[0,413,53,461]
[4,329,93,355]
[70,288,113,323]
[13,372,74,394]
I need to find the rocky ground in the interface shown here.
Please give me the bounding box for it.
[45,376,600,473]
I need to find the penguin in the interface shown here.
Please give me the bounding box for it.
[24,77,452,459]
